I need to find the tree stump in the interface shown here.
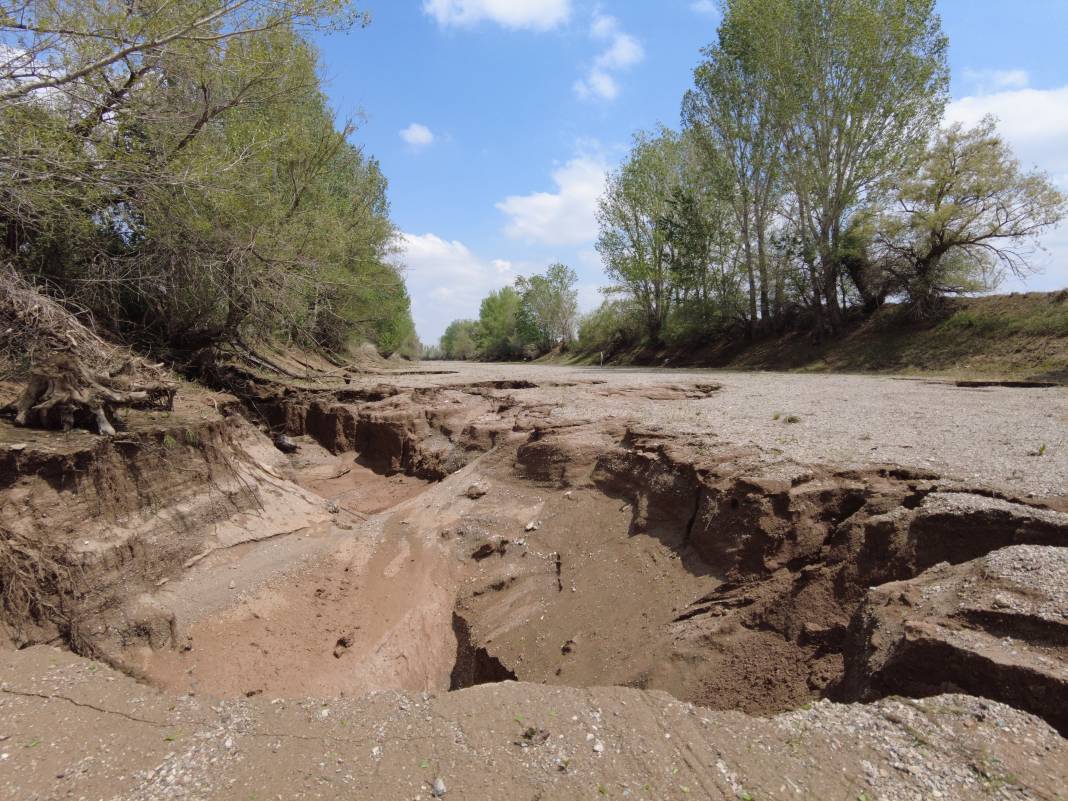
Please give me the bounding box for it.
[12,354,176,435]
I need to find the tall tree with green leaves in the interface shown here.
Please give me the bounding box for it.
[877,117,1067,316]
[476,286,524,360]
[515,263,579,351]
[730,0,949,332]
[597,129,686,343]
[683,11,782,330]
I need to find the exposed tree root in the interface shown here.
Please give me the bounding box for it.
[0,525,93,652]
[11,354,175,435]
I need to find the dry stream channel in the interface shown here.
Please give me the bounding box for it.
[2,364,1067,799]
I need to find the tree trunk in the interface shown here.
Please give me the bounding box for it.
[756,215,770,326]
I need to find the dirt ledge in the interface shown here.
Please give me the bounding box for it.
[1,646,1065,801]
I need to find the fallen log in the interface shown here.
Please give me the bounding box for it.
[10,354,176,435]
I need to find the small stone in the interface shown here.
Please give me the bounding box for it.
[228,581,236,590]
[593,740,605,753]
[525,521,541,532]
[325,501,339,514]
[464,484,487,500]
[273,434,299,454]
[992,593,1013,609]
[431,777,447,797]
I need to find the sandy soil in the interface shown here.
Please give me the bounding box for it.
[3,361,1067,800]
[2,646,1065,801]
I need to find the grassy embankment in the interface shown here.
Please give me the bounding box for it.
[563,291,1068,383]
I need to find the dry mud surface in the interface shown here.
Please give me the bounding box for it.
[1,363,1067,800]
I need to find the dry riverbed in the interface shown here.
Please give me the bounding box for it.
[1,362,1066,800]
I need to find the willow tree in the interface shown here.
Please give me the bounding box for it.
[731,0,949,332]
[0,1,414,355]
[877,117,1067,316]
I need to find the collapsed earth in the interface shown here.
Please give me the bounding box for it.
[1,347,1066,799]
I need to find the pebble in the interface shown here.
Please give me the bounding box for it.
[431,777,447,797]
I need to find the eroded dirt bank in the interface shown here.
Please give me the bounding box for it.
[1,364,1066,799]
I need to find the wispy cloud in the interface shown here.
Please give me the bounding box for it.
[690,0,719,17]
[573,13,644,101]
[422,0,571,31]
[962,68,1030,95]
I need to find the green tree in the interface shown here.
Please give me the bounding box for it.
[577,300,644,355]
[684,13,782,330]
[477,286,524,360]
[439,320,480,360]
[597,129,686,343]
[877,117,1067,316]
[515,263,579,351]
[732,0,949,332]
[0,1,411,357]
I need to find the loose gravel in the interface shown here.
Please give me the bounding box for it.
[373,363,1068,498]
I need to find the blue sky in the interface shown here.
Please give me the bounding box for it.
[314,1,1068,344]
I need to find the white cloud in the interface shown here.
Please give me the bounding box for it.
[400,123,435,149]
[946,76,1068,290]
[422,0,570,30]
[574,13,644,101]
[962,68,1030,95]
[690,0,719,17]
[574,69,619,101]
[946,86,1068,153]
[497,153,608,246]
[396,233,518,342]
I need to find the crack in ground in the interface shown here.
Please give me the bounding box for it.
[0,687,170,727]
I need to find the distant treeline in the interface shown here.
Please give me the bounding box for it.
[429,263,579,361]
[1,1,418,359]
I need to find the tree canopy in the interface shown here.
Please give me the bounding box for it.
[0,1,417,357]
